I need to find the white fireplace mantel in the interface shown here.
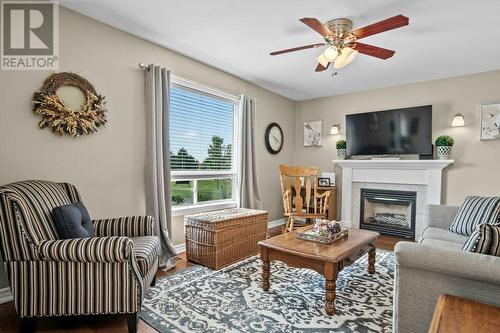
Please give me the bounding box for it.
[333,159,454,228]
[333,159,453,170]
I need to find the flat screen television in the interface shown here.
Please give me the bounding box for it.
[346,105,432,157]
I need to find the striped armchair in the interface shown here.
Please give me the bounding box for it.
[0,180,160,333]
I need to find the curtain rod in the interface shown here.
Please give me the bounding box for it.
[138,62,243,102]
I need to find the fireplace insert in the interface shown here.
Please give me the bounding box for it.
[359,188,416,239]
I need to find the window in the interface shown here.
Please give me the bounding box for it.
[170,77,238,215]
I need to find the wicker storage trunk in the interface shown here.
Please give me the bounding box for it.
[185,208,268,269]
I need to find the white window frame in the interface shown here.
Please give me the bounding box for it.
[170,75,240,216]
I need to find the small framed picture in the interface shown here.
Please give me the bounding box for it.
[481,103,500,140]
[304,120,323,146]
[321,172,336,187]
[318,177,330,187]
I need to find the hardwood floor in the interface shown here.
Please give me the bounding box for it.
[375,234,407,251]
[0,232,403,333]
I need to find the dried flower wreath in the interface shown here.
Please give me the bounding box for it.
[33,72,107,137]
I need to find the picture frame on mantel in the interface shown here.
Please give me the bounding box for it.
[318,177,330,187]
[480,103,500,140]
[304,120,323,146]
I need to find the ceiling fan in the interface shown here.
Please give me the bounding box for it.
[270,15,409,71]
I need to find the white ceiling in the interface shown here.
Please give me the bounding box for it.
[62,0,500,101]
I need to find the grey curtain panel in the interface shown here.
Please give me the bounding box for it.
[238,95,263,210]
[145,65,178,270]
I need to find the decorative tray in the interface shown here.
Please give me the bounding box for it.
[297,227,348,244]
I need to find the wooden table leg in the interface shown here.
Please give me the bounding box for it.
[324,262,339,315]
[261,247,270,291]
[368,245,376,274]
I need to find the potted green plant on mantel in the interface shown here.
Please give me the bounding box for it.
[336,140,347,160]
[435,135,454,160]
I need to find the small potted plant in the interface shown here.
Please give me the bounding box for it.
[336,140,347,160]
[435,135,454,160]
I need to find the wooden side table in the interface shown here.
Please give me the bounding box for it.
[428,294,500,333]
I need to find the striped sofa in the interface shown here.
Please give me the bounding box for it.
[0,180,160,333]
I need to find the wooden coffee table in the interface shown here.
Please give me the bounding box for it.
[258,227,380,315]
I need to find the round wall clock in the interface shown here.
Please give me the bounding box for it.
[265,122,284,154]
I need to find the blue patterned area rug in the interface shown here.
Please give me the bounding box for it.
[140,250,394,333]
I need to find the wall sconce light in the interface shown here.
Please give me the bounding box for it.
[330,125,340,135]
[451,113,465,127]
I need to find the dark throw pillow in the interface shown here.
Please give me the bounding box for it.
[52,202,95,239]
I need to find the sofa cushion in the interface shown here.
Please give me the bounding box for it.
[52,203,95,239]
[462,224,500,256]
[420,238,463,250]
[420,227,469,245]
[448,196,500,236]
[131,236,159,277]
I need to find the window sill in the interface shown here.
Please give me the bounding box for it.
[172,201,238,217]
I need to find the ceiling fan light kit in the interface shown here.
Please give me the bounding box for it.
[270,15,409,72]
[322,45,338,62]
[333,47,358,69]
[316,54,330,67]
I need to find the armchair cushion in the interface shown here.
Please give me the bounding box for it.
[52,202,95,239]
[39,236,133,263]
[131,236,160,277]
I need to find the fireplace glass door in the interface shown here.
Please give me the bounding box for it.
[360,189,416,239]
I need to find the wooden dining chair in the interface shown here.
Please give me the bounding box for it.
[279,164,331,233]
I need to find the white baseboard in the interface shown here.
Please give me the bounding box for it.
[268,218,287,229]
[174,243,186,254]
[173,218,287,254]
[0,287,13,304]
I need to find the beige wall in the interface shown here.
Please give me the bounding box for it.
[0,5,295,286]
[2,7,500,291]
[295,70,500,211]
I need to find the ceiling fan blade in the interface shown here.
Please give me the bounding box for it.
[300,18,333,37]
[350,42,395,59]
[351,15,409,39]
[270,43,325,56]
[315,62,329,72]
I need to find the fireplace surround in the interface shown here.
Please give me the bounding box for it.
[333,159,454,240]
